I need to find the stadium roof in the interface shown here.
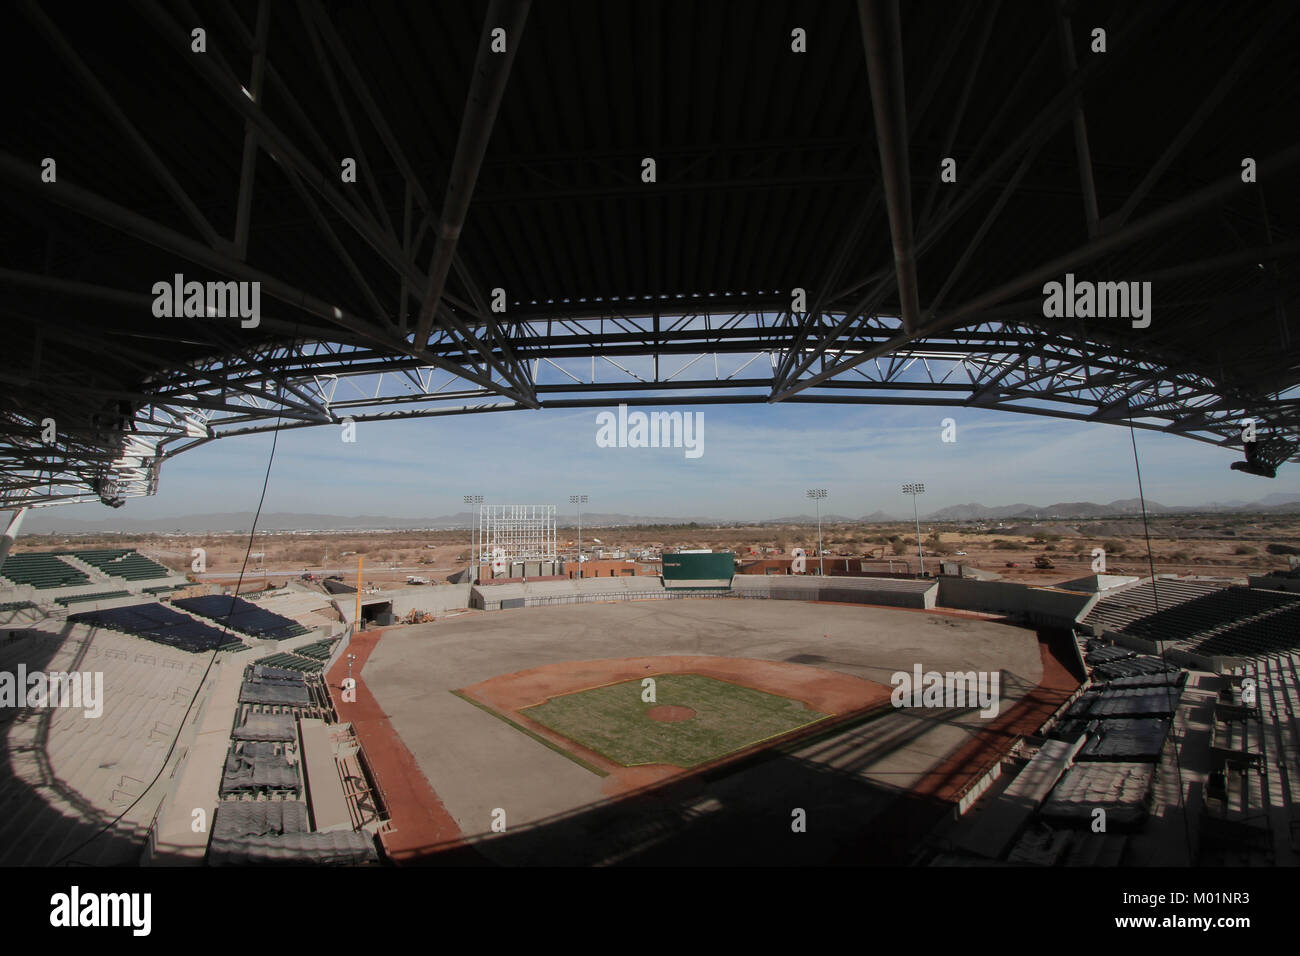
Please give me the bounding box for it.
[3,0,1300,507]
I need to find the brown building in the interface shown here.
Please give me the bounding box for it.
[564,559,651,579]
[737,556,854,575]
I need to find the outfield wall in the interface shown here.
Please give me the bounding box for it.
[730,575,937,609]
[936,577,1098,628]
[473,577,675,610]
[468,575,938,611]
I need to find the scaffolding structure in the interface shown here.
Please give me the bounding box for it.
[478,505,557,569]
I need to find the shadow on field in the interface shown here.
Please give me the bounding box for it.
[397,702,967,866]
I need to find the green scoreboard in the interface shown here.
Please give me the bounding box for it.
[661,551,735,588]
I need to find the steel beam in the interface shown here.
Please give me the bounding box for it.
[1054,0,1100,237]
[298,0,397,244]
[414,0,532,348]
[859,0,921,335]
[233,0,271,260]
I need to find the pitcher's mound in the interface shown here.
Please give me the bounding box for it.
[646,704,696,722]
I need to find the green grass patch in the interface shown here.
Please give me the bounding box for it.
[521,673,829,768]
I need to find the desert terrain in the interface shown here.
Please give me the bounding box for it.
[13,511,1300,592]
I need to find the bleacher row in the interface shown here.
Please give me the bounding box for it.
[1201,654,1300,863]
[942,639,1188,864]
[60,588,324,655]
[74,549,171,581]
[144,584,186,595]
[209,801,376,865]
[252,639,338,675]
[1082,578,1226,634]
[174,594,312,640]
[1047,641,1185,751]
[56,590,130,607]
[944,617,1300,866]
[0,552,89,589]
[0,626,207,865]
[0,548,170,590]
[1084,578,1300,662]
[69,603,245,654]
[1196,601,1300,659]
[223,665,322,796]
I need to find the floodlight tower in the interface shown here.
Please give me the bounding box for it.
[464,495,483,583]
[902,483,926,576]
[569,495,588,578]
[806,488,827,576]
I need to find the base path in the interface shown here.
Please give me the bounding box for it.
[325,627,474,864]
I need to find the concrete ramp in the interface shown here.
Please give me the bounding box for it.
[300,717,351,832]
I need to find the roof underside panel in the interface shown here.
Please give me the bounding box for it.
[2,0,1299,505]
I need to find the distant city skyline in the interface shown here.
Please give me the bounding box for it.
[12,403,1300,527]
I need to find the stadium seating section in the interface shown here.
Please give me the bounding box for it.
[174,594,312,639]
[68,602,245,653]
[212,668,377,865]
[0,552,89,589]
[250,639,339,675]
[254,652,325,673]
[208,830,378,865]
[1085,581,1300,661]
[71,548,170,580]
[0,627,210,865]
[294,637,338,661]
[1,548,173,591]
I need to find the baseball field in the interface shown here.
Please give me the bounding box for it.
[520,672,830,768]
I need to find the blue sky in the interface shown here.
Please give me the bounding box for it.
[33,403,1300,523]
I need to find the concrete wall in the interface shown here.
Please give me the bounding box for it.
[475,559,563,580]
[472,577,674,611]
[937,577,1098,628]
[386,584,473,618]
[730,575,937,609]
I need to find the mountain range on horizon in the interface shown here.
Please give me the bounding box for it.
[11,492,1300,534]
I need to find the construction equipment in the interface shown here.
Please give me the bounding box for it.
[1033,555,1055,569]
